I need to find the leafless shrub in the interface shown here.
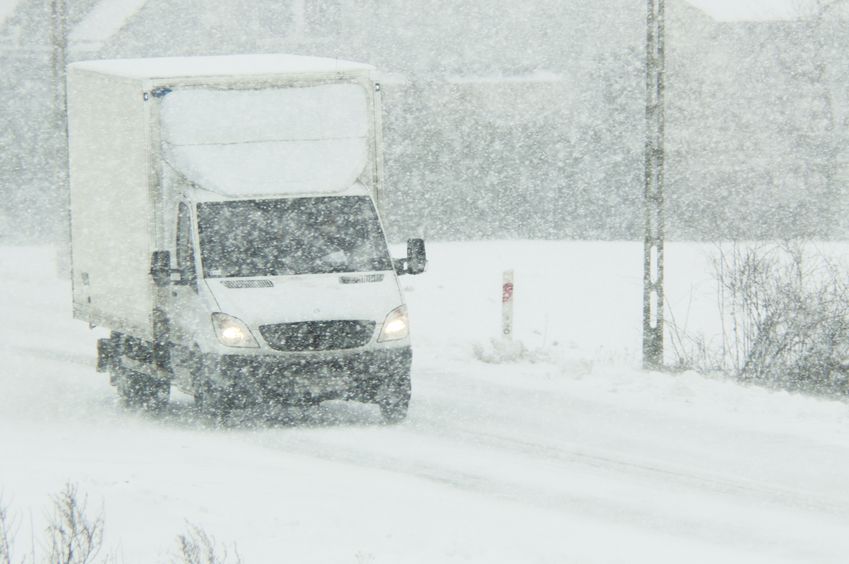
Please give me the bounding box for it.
[676,241,849,394]
[0,490,243,564]
[666,288,722,373]
[174,523,241,564]
[667,320,717,373]
[0,497,14,564]
[46,484,104,564]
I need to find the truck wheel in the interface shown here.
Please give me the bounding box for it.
[375,369,411,424]
[194,382,234,419]
[115,367,170,412]
[184,350,237,420]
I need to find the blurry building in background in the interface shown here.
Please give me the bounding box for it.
[0,0,847,242]
[666,0,849,239]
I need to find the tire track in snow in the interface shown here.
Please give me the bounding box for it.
[406,390,849,518]
[411,361,849,513]
[411,412,849,516]
[245,427,841,564]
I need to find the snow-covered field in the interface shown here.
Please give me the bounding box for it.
[2,241,849,563]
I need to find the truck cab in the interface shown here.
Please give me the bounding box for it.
[158,182,425,421]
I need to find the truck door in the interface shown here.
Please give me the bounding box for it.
[168,202,204,371]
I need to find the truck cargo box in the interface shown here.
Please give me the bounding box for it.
[68,55,379,340]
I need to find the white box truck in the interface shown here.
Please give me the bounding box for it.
[67,54,426,421]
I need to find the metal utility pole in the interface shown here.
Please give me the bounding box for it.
[643,0,665,370]
[51,0,68,120]
[51,0,71,275]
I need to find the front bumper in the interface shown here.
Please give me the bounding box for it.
[199,346,412,404]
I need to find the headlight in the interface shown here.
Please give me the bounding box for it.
[211,313,259,348]
[379,305,409,342]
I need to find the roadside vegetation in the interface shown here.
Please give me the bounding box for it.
[669,241,849,396]
[0,485,240,564]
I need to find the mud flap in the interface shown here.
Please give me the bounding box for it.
[96,338,113,373]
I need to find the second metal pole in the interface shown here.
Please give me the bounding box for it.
[643,0,666,370]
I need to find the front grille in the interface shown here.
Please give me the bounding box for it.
[259,320,376,352]
[221,279,274,289]
[339,274,384,285]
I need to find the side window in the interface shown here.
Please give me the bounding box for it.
[176,202,198,290]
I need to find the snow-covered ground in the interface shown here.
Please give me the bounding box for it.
[2,241,849,563]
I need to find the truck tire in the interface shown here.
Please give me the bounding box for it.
[194,382,234,419]
[185,350,236,419]
[106,332,169,412]
[115,366,170,412]
[375,368,411,424]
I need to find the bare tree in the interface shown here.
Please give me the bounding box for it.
[0,498,13,564]
[45,484,104,564]
[674,242,849,394]
[786,0,849,235]
[175,523,241,564]
[1,490,247,564]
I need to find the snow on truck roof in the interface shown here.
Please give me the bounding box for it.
[68,54,374,80]
[684,0,820,21]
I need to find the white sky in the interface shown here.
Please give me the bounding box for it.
[0,0,819,39]
[0,0,23,28]
[685,0,814,21]
[69,0,149,48]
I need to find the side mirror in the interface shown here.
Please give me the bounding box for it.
[393,258,408,276]
[150,250,172,287]
[406,238,427,275]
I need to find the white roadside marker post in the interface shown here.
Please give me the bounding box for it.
[502,269,514,341]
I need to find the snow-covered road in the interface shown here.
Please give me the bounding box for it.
[2,243,849,563]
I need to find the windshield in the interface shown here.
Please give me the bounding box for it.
[197,196,392,277]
